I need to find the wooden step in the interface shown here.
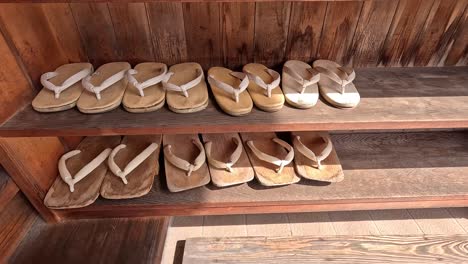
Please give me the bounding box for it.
[9,216,170,263]
[183,235,468,264]
[58,131,468,219]
[0,166,18,212]
[1,67,467,137]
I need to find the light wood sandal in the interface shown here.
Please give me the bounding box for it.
[32,63,93,112]
[202,133,254,187]
[163,62,209,113]
[292,131,344,182]
[100,135,162,199]
[312,59,360,108]
[282,60,320,109]
[163,134,210,192]
[77,62,131,113]
[44,136,121,209]
[207,67,253,116]
[242,63,285,112]
[122,63,167,113]
[241,133,300,186]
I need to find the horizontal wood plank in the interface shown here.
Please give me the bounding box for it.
[59,131,468,219]
[1,67,467,137]
[183,235,468,263]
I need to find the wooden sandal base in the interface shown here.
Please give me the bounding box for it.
[32,63,93,112]
[282,60,319,109]
[202,133,254,187]
[241,132,300,186]
[77,62,130,114]
[163,134,210,192]
[243,63,284,112]
[44,136,121,209]
[122,62,166,113]
[292,131,344,182]
[100,135,162,199]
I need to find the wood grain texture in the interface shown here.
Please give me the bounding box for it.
[0,167,18,212]
[254,2,291,67]
[70,3,120,65]
[108,3,155,65]
[0,137,64,222]
[413,0,467,66]
[2,67,468,137]
[0,26,33,124]
[316,1,363,65]
[0,194,37,262]
[285,2,327,62]
[409,208,466,234]
[183,235,468,264]
[349,0,399,66]
[10,216,169,264]
[221,2,255,69]
[443,6,468,66]
[183,2,222,69]
[379,0,435,67]
[59,131,468,219]
[146,2,187,66]
[0,3,86,88]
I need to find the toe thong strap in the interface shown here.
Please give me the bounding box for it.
[245,68,281,97]
[82,69,127,100]
[41,67,93,99]
[293,135,333,169]
[247,138,294,174]
[315,66,355,94]
[205,137,243,172]
[58,148,112,193]
[162,68,204,98]
[208,72,249,103]
[164,138,206,176]
[108,142,159,184]
[127,65,168,97]
[283,65,320,94]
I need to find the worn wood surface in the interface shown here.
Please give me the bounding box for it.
[58,131,468,219]
[10,216,169,264]
[0,137,64,222]
[0,194,37,262]
[2,67,468,137]
[0,167,18,212]
[183,235,468,264]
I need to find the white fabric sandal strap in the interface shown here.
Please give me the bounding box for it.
[293,135,333,169]
[247,138,294,174]
[107,142,158,184]
[283,65,320,94]
[126,65,168,97]
[41,68,93,99]
[82,69,127,100]
[58,148,112,193]
[246,68,281,97]
[205,137,243,173]
[315,66,355,94]
[208,72,249,103]
[164,139,206,176]
[162,69,203,98]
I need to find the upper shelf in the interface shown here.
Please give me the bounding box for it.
[0,67,467,137]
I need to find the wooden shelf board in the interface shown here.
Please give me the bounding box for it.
[1,67,467,137]
[0,166,19,212]
[58,131,468,219]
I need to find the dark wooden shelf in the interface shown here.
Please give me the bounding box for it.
[0,166,19,212]
[1,67,467,137]
[58,131,468,219]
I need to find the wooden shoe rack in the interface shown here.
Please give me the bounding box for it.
[0,0,467,223]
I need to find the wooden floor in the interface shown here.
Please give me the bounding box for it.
[162,208,468,264]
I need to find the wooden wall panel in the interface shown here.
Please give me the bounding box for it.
[349,0,399,67]
[413,0,467,66]
[254,2,292,67]
[146,3,187,66]
[221,3,255,70]
[70,3,120,65]
[285,2,327,62]
[183,3,222,69]
[0,3,86,89]
[108,3,155,65]
[316,1,363,66]
[380,0,435,67]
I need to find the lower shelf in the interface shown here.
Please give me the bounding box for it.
[59,131,468,219]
